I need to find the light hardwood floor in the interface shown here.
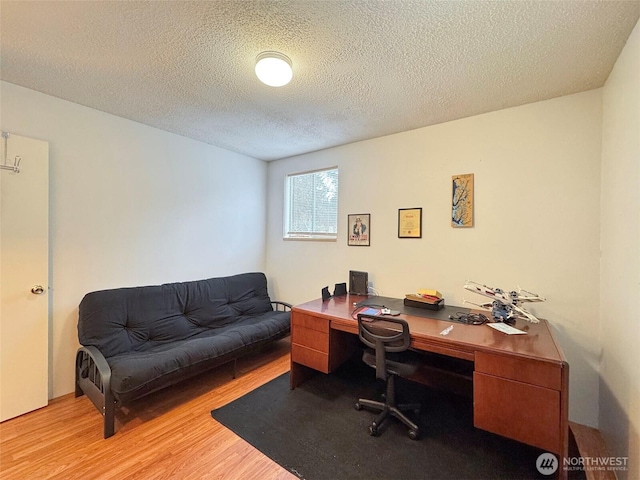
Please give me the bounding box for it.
[0,338,297,480]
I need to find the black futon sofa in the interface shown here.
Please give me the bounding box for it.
[75,272,291,438]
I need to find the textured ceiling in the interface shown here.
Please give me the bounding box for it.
[1,1,639,161]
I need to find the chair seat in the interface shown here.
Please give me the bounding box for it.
[362,349,419,378]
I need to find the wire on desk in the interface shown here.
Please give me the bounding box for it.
[448,312,489,325]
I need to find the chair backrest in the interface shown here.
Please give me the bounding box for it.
[357,314,411,379]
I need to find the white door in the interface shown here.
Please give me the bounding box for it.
[0,132,49,422]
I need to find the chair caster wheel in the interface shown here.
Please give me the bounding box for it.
[369,425,379,436]
[408,429,419,440]
[354,402,362,411]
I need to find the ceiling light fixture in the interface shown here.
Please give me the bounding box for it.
[255,51,293,87]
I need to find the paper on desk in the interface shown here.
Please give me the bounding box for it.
[487,323,527,335]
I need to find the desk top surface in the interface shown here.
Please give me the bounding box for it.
[293,294,566,365]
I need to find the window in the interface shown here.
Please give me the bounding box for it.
[284,167,339,239]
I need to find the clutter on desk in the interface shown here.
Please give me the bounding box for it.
[404,288,444,311]
[439,325,454,336]
[351,305,381,319]
[448,311,489,325]
[487,322,527,335]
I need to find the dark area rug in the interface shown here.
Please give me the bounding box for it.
[211,360,581,480]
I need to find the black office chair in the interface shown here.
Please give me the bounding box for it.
[355,314,421,439]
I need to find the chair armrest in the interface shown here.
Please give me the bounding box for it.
[271,301,293,311]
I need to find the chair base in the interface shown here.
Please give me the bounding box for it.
[355,375,421,440]
[355,399,420,439]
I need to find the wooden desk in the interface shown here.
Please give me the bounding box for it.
[290,295,569,464]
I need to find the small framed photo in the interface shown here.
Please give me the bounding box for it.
[398,208,422,238]
[348,214,370,246]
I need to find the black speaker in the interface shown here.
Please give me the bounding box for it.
[333,282,347,297]
[349,270,368,296]
[321,286,331,302]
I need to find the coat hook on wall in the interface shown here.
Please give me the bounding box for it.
[1,132,21,173]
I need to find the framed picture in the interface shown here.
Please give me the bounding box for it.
[452,173,474,227]
[348,214,370,246]
[398,208,422,238]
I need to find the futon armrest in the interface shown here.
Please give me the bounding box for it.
[271,301,293,311]
[75,345,116,438]
[77,346,111,381]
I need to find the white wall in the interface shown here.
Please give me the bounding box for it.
[1,81,268,398]
[600,19,640,479]
[267,90,603,427]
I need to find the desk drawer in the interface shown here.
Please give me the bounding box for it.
[292,312,330,333]
[475,351,561,390]
[291,344,329,373]
[474,372,561,454]
[291,326,329,353]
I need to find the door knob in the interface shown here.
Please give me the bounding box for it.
[31,285,45,295]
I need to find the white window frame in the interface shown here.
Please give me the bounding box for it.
[283,166,339,241]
